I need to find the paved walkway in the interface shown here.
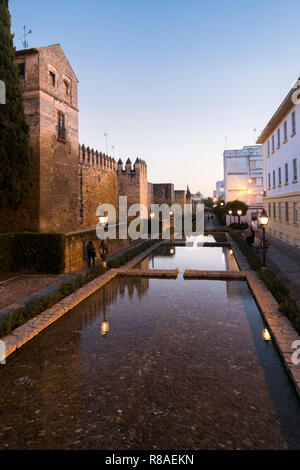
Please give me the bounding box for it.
[255,229,300,306]
[204,213,224,230]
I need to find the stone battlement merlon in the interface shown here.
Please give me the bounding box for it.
[78,144,116,171]
[116,157,147,174]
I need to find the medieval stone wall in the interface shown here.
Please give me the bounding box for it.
[174,190,187,211]
[152,183,175,206]
[117,159,148,216]
[78,145,118,228]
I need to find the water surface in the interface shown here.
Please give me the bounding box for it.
[0,276,299,450]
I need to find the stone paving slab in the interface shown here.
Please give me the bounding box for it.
[118,268,179,278]
[162,241,194,247]
[183,269,247,280]
[197,242,231,247]
[227,233,300,400]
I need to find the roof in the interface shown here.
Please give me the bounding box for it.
[256,80,299,144]
[16,44,79,82]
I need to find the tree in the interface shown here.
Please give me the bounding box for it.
[203,197,213,210]
[225,200,248,223]
[0,0,32,208]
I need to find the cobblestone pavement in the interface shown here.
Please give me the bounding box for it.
[0,274,65,310]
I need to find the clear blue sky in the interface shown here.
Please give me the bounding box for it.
[10,0,300,196]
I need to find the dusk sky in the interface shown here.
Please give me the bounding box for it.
[10,0,300,196]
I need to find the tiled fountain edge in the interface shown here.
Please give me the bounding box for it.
[0,241,164,361]
[226,233,300,399]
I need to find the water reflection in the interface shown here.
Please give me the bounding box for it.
[0,277,299,450]
[136,242,239,272]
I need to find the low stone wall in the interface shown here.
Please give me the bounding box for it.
[65,227,132,273]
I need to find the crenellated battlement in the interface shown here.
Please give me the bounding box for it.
[79,144,116,171]
[116,157,147,175]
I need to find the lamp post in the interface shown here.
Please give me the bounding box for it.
[237,209,242,234]
[259,208,269,267]
[103,132,108,155]
[228,209,232,226]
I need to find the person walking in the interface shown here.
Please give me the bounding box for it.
[246,227,255,247]
[87,241,96,267]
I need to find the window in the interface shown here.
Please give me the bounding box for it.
[267,140,270,156]
[279,202,282,221]
[273,202,276,219]
[64,80,70,96]
[269,203,271,218]
[291,110,296,134]
[285,163,289,183]
[49,71,56,87]
[268,173,271,190]
[272,135,275,152]
[277,128,280,147]
[279,232,283,240]
[294,202,298,224]
[284,120,287,141]
[57,112,66,141]
[250,160,256,170]
[286,234,291,243]
[18,63,25,84]
[273,170,276,187]
[278,167,282,186]
[293,158,297,181]
[295,239,299,248]
[286,202,289,222]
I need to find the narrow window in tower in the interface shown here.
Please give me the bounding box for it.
[64,80,70,96]
[18,63,25,85]
[57,112,66,141]
[49,71,56,87]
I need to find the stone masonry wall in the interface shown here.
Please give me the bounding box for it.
[79,145,118,228]
[152,184,175,206]
[117,159,148,216]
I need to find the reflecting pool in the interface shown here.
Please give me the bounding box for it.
[0,276,299,450]
[135,234,239,272]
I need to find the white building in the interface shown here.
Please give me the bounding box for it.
[257,81,300,246]
[224,145,263,225]
[213,180,224,199]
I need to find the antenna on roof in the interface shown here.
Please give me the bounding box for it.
[19,26,32,49]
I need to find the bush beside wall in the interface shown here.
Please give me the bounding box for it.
[0,233,65,274]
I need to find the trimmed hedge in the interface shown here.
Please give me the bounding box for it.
[0,234,14,273]
[0,238,157,338]
[0,232,65,274]
[230,230,300,333]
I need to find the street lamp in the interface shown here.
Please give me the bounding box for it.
[228,209,233,225]
[259,209,269,267]
[98,214,108,225]
[237,209,242,234]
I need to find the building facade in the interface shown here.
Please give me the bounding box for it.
[224,145,263,225]
[213,180,224,200]
[257,83,300,247]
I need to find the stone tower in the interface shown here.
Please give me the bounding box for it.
[117,158,148,211]
[7,44,79,233]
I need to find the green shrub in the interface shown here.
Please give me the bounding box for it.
[0,232,65,273]
[0,233,14,272]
